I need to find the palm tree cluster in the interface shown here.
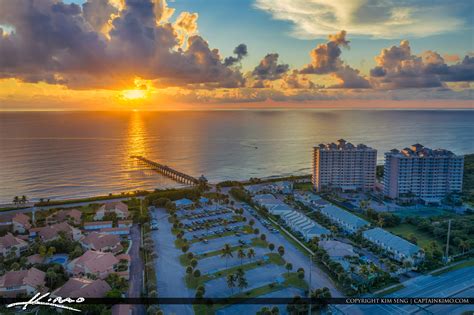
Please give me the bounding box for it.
[256,306,279,315]
[12,195,28,207]
[226,268,248,294]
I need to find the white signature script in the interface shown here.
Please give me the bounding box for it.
[6,292,85,312]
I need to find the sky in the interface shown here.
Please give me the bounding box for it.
[0,0,473,110]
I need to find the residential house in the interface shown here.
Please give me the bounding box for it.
[318,204,369,234]
[0,233,28,257]
[81,232,123,253]
[84,221,113,231]
[94,202,129,221]
[0,267,46,297]
[99,227,130,237]
[37,222,82,242]
[12,213,31,233]
[26,254,44,265]
[253,194,293,215]
[362,228,424,265]
[319,240,358,260]
[52,278,111,298]
[118,220,133,228]
[281,211,329,241]
[46,209,82,225]
[67,250,119,279]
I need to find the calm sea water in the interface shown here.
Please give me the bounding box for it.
[0,110,473,203]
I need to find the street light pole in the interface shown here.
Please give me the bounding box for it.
[445,219,452,264]
[308,253,312,315]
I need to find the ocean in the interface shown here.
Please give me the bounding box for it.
[0,110,473,203]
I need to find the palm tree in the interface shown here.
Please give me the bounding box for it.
[459,240,470,254]
[285,263,293,275]
[268,243,275,252]
[237,249,246,266]
[226,274,236,294]
[236,268,248,292]
[221,243,233,269]
[20,195,28,205]
[247,248,256,262]
[278,246,285,258]
[12,196,19,207]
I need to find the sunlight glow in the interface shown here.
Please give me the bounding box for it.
[121,89,147,100]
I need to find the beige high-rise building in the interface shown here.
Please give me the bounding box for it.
[312,139,377,192]
[383,144,464,203]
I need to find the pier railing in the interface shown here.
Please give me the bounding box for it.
[131,156,202,185]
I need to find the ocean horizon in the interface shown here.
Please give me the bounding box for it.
[1,109,473,203]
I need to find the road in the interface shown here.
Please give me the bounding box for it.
[336,266,474,314]
[127,224,145,315]
[151,207,194,315]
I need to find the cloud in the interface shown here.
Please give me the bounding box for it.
[281,70,317,89]
[370,41,474,88]
[174,11,199,47]
[301,31,370,88]
[0,0,245,89]
[223,44,248,66]
[443,54,461,63]
[254,0,469,39]
[250,53,289,87]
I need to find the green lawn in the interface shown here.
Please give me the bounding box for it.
[251,237,268,248]
[385,223,443,250]
[294,182,313,191]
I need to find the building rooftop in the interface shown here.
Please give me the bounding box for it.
[320,205,369,229]
[69,250,118,274]
[0,232,28,248]
[362,228,421,256]
[0,267,45,289]
[81,232,122,251]
[315,139,375,151]
[174,198,194,207]
[53,278,111,298]
[386,144,460,158]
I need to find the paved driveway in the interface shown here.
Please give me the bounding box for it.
[199,247,268,274]
[128,224,145,315]
[205,264,286,297]
[216,287,305,315]
[151,207,194,315]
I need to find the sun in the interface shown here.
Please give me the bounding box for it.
[120,89,147,100]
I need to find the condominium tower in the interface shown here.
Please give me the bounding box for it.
[383,144,464,203]
[312,139,377,192]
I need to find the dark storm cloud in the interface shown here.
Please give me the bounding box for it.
[224,44,248,66]
[0,0,246,89]
[370,41,474,89]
